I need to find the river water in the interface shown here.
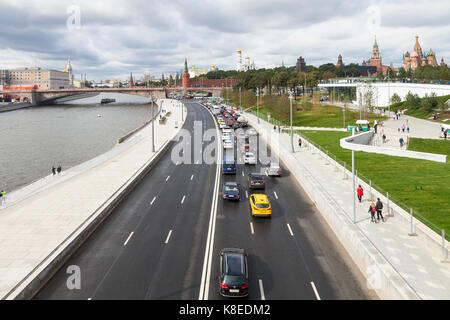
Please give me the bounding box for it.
[0,93,156,192]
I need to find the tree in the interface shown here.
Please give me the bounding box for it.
[391,93,401,105]
[318,63,337,74]
[405,91,421,109]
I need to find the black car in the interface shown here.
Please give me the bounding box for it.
[219,248,249,298]
[223,182,240,200]
[248,173,265,189]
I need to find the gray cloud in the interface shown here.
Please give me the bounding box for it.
[0,0,448,80]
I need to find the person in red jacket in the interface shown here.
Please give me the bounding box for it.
[357,185,364,203]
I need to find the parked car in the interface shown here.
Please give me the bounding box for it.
[223,182,240,200]
[219,248,249,298]
[248,173,265,189]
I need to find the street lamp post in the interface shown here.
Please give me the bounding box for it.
[151,96,155,152]
[239,86,242,113]
[352,128,356,223]
[256,88,260,124]
[387,68,391,116]
[289,90,294,153]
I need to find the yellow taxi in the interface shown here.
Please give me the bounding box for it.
[249,194,271,218]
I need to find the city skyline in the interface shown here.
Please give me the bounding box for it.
[0,0,449,80]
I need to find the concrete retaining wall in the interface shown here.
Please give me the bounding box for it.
[246,113,420,300]
[341,131,447,163]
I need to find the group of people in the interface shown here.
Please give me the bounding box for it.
[273,125,282,133]
[52,165,62,175]
[356,185,385,223]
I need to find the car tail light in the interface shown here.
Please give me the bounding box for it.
[241,283,248,289]
[261,181,265,184]
[250,181,254,184]
[278,171,282,174]
[220,283,229,289]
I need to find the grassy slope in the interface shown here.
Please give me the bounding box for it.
[298,130,450,236]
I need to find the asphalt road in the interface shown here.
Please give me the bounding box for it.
[35,101,377,300]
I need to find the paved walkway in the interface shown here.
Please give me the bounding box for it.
[0,99,184,298]
[245,111,450,300]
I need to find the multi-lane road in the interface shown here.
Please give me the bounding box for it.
[35,101,377,300]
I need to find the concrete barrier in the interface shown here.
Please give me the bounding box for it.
[246,114,420,300]
[3,100,186,300]
[341,131,447,163]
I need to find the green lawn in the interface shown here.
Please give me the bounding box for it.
[297,130,450,238]
[252,103,386,128]
[408,138,450,156]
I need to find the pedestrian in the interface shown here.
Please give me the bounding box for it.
[368,201,377,223]
[382,134,386,143]
[273,125,276,132]
[357,185,364,203]
[376,198,385,222]
[52,166,56,175]
[0,190,3,206]
[298,137,302,149]
[374,120,378,133]
[57,165,62,174]
[398,128,400,133]
[402,124,405,133]
[0,190,5,206]
[399,137,404,148]
[407,126,410,133]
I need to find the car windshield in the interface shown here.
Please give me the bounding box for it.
[251,175,263,181]
[223,275,246,286]
[245,153,254,157]
[256,203,270,209]
[225,185,238,192]
[225,254,244,276]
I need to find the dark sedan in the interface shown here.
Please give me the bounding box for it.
[219,248,249,298]
[248,173,265,189]
[223,182,240,200]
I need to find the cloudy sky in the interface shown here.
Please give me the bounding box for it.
[0,0,449,81]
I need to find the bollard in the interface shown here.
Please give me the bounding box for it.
[408,208,417,236]
[442,230,448,262]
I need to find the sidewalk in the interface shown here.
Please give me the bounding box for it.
[246,111,450,299]
[0,99,185,299]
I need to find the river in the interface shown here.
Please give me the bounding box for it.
[0,92,156,192]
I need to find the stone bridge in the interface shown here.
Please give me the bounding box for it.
[0,87,227,104]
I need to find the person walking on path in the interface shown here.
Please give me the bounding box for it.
[376,198,385,222]
[57,165,62,174]
[357,185,364,203]
[298,137,302,149]
[374,120,378,133]
[402,124,406,133]
[52,166,56,175]
[0,190,3,206]
[399,137,404,148]
[368,201,377,223]
[382,134,386,143]
[407,126,410,134]
[273,125,276,132]
[0,190,5,206]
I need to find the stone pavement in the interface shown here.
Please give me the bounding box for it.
[0,99,185,298]
[245,111,450,300]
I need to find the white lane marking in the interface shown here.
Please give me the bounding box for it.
[265,171,268,176]
[123,232,134,246]
[287,223,294,236]
[181,195,186,204]
[176,161,180,166]
[259,279,266,300]
[273,191,278,199]
[191,174,194,180]
[311,282,321,300]
[150,196,156,205]
[245,190,248,198]
[88,297,92,300]
[242,171,244,176]
[166,175,170,182]
[199,107,221,301]
[165,230,173,244]
[250,222,254,235]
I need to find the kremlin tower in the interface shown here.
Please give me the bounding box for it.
[182,58,190,88]
[129,72,134,88]
[402,35,439,70]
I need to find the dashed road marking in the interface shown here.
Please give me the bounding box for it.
[166,175,170,182]
[165,230,173,244]
[250,222,254,235]
[123,232,134,246]
[287,223,294,236]
[245,190,248,198]
[181,195,186,204]
[191,174,194,180]
[273,191,278,199]
[311,282,321,300]
[259,279,266,300]
[150,196,156,205]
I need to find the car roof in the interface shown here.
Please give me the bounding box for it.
[250,173,262,177]
[252,194,269,203]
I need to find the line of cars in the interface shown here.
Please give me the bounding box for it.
[202,101,283,298]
